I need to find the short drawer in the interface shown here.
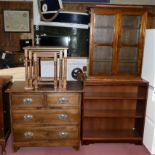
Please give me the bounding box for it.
[12,109,80,125]
[11,94,44,109]
[47,93,81,107]
[13,125,79,142]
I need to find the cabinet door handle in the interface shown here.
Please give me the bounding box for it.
[58,97,68,104]
[57,131,68,139]
[24,114,33,121]
[58,114,68,121]
[23,98,33,105]
[24,131,34,138]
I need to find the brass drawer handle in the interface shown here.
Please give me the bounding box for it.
[57,131,68,139]
[24,131,34,138]
[23,98,33,105]
[58,97,68,104]
[24,114,33,121]
[58,114,68,121]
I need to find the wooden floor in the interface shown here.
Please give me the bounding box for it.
[2,135,150,155]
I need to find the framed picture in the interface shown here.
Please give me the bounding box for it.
[3,10,30,32]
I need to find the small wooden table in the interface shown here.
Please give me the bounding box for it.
[24,46,68,90]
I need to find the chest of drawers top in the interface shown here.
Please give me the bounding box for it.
[7,81,83,93]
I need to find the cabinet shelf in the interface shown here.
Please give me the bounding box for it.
[92,58,138,63]
[118,60,137,63]
[84,94,147,100]
[121,26,140,29]
[95,43,113,46]
[93,60,112,62]
[95,26,114,29]
[84,110,144,118]
[83,129,142,141]
[119,44,138,47]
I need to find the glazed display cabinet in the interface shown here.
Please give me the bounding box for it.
[88,5,147,78]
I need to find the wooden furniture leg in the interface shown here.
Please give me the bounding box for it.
[1,143,6,155]
[24,49,29,89]
[28,50,33,89]
[13,145,20,152]
[33,53,38,89]
[59,51,63,89]
[63,49,67,89]
[54,53,58,89]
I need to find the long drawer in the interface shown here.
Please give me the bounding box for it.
[12,109,80,125]
[13,125,79,142]
[47,93,81,107]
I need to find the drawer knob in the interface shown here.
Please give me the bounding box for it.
[57,131,68,139]
[58,114,68,120]
[58,97,68,104]
[23,98,33,105]
[24,131,33,138]
[24,114,33,121]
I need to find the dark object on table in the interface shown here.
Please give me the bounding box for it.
[71,66,87,81]
[20,39,32,51]
[0,51,24,69]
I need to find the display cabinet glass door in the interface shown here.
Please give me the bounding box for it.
[118,15,141,75]
[90,14,115,75]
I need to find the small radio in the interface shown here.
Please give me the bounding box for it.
[20,39,32,51]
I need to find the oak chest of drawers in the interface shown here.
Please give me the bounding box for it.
[8,81,82,152]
